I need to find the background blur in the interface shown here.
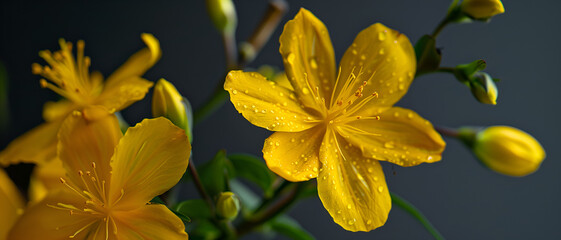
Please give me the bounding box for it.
[1,0,559,239]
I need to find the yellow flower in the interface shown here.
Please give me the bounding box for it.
[152,79,192,141]
[9,107,191,239]
[471,126,545,177]
[0,34,161,166]
[461,0,505,19]
[224,9,445,231]
[0,168,25,240]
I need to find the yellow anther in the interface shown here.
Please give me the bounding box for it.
[39,79,48,88]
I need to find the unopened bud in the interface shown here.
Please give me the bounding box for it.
[461,0,505,19]
[206,0,237,35]
[469,72,498,105]
[216,192,240,220]
[152,79,192,141]
[460,126,545,177]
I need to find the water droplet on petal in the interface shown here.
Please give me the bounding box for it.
[302,87,310,95]
[287,53,295,64]
[378,186,384,192]
[378,31,386,41]
[384,141,395,149]
[310,58,318,69]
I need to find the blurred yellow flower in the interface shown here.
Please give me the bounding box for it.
[0,34,160,166]
[0,168,24,240]
[9,108,191,239]
[224,8,445,231]
[472,126,545,177]
[461,0,505,19]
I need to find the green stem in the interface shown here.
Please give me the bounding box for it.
[391,192,445,240]
[188,157,216,215]
[236,182,306,236]
[193,87,228,126]
[435,126,460,138]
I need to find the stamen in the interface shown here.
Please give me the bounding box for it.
[69,220,97,239]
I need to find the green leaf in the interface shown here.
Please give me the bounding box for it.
[414,35,442,75]
[175,199,212,220]
[268,215,315,240]
[228,154,274,194]
[187,220,221,240]
[456,59,486,80]
[199,150,229,197]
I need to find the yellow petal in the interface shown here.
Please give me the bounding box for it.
[340,107,445,167]
[0,168,24,240]
[279,8,336,111]
[318,130,391,231]
[262,126,324,182]
[224,71,318,132]
[109,117,190,210]
[95,76,154,112]
[29,159,67,203]
[113,204,188,240]
[0,120,61,166]
[8,189,99,240]
[57,107,122,197]
[42,100,76,122]
[333,23,415,113]
[104,33,161,89]
[272,72,293,91]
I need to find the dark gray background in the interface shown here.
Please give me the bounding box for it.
[1,0,559,239]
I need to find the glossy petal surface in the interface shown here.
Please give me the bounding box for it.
[0,169,24,240]
[0,120,61,166]
[109,118,190,209]
[340,107,445,166]
[263,126,324,181]
[225,71,319,132]
[318,131,391,231]
[280,8,336,111]
[113,204,188,240]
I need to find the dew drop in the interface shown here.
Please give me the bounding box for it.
[310,58,318,69]
[377,186,384,193]
[366,220,372,225]
[378,31,386,41]
[302,87,310,95]
[232,90,238,95]
[379,48,385,55]
[367,167,373,173]
[347,204,352,209]
[374,176,379,181]
[287,53,295,64]
[407,112,414,119]
[384,141,395,149]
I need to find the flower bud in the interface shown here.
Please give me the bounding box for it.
[152,79,192,141]
[461,0,505,19]
[469,72,498,105]
[206,0,237,35]
[460,126,545,177]
[216,192,240,220]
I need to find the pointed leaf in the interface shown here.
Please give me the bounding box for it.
[228,153,274,194]
[174,199,212,221]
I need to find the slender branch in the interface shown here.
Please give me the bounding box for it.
[193,86,228,126]
[435,126,460,138]
[391,192,445,240]
[188,156,216,214]
[222,32,238,71]
[253,179,291,213]
[236,182,305,236]
[239,0,288,67]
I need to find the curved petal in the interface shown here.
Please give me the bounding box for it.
[57,107,122,198]
[109,118,190,210]
[113,204,188,240]
[29,158,67,203]
[333,23,415,113]
[225,71,319,132]
[262,126,324,182]
[340,107,445,166]
[318,130,391,231]
[95,76,154,112]
[8,189,99,240]
[104,33,161,88]
[0,120,61,166]
[280,8,336,111]
[42,100,76,122]
[0,168,24,240]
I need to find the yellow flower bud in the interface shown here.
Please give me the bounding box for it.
[461,0,505,19]
[206,0,237,34]
[216,192,240,220]
[471,126,545,177]
[152,79,192,141]
[469,72,498,105]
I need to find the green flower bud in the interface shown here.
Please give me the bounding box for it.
[206,0,237,35]
[461,0,505,19]
[216,192,240,220]
[460,126,545,177]
[152,79,192,141]
[469,72,498,105]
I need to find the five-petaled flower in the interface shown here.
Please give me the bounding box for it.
[0,34,160,166]
[224,8,445,231]
[8,107,191,239]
